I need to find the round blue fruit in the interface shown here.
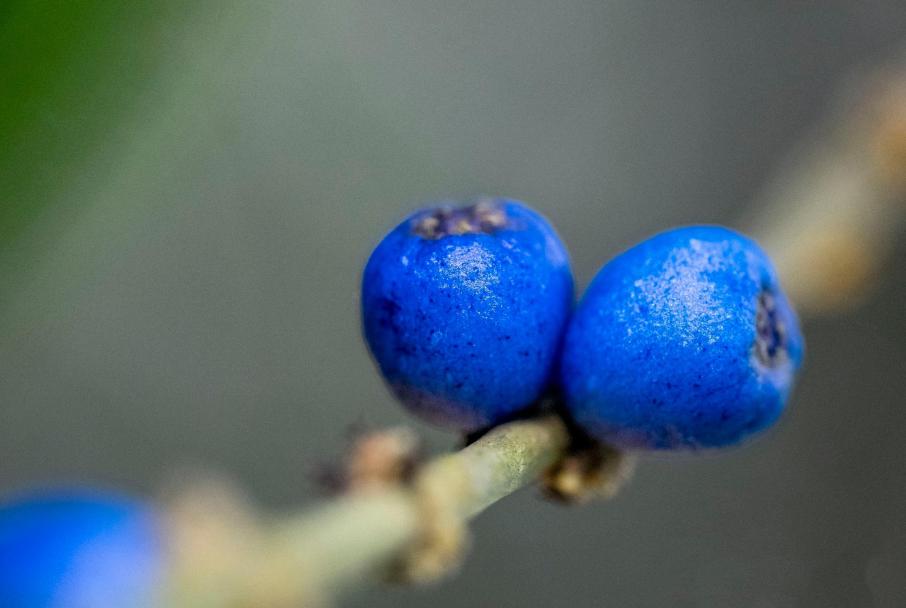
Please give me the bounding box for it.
[560,226,804,450]
[0,487,162,608]
[362,198,574,431]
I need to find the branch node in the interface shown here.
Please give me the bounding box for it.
[346,426,424,491]
[387,463,470,584]
[542,441,636,505]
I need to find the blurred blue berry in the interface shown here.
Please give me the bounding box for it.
[0,487,161,608]
[560,226,804,450]
[362,198,574,431]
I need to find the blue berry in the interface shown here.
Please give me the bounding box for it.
[559,226,804,450]
[0,487,161,608]
[362,198,574,431]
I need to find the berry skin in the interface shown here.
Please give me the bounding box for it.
[362,198,574,431]
[559,226,804,450]
[0,487,161,608]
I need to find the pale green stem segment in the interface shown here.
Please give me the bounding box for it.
[163,416,570,607]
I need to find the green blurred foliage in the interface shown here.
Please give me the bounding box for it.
[0,1,190,248]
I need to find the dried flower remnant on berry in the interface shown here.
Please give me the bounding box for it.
[755,291,789,367]
[412,200,509,239]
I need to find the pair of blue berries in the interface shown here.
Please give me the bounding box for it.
[0,198,805,608]
[363,198,804,449]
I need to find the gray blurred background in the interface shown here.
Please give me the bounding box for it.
[1,2,905,606]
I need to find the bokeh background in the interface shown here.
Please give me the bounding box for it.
[2,2,906,606]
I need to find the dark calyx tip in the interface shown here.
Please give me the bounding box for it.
[412,199,509,239]
[755,290,788,367]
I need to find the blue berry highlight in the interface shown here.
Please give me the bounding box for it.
[362,198,574,431]
[0,487,162,608]
[560,226,804,450]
